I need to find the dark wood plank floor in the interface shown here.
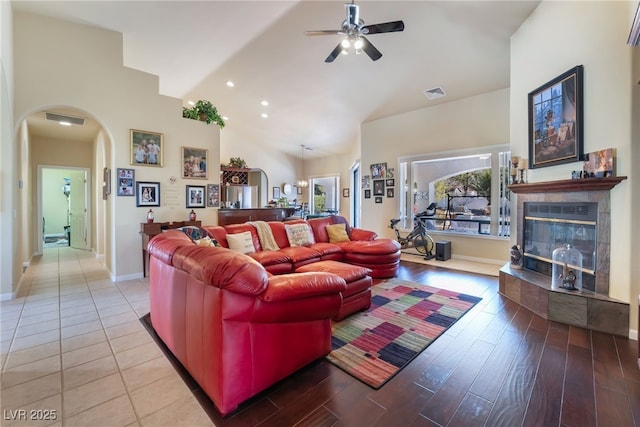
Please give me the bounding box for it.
[155,261,640,427]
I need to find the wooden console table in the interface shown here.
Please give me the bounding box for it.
[140,221,201,277]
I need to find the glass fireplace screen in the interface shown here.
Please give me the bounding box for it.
[523,202,597,290]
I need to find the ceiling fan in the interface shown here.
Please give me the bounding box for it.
[305,1,405,63]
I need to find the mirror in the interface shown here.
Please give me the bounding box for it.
[283,183,292,195]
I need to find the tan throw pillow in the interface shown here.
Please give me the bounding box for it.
[326,223,350,243]
[226,231,255,254]
[285,223,316,247]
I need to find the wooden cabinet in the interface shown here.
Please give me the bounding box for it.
[217,208,296,226]
[140,221,201,277]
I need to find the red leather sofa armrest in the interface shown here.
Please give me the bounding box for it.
[350,228,378,241]
[261,272,346,302]
[148,230,193,265]
[172,245,269,296]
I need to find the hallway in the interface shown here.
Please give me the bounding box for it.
[0,247,213,426]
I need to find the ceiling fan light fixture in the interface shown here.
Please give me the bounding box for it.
[341,38,350,49]
[354,38,363,50]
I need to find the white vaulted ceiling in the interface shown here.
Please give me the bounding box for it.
[12,0,540,158]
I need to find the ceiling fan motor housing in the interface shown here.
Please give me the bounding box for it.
[346,3,360,28]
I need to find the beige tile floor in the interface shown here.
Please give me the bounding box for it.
[1,247,214,427]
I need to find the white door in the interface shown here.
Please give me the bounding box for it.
[69,171,89,250]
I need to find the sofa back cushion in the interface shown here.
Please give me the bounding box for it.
[307,217,334,243]
[267,221,297,249]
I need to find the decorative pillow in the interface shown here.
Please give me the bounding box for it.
[176,226,209,241]
[226,231,255,254]
[326,223,350,243]
[195,236,219,247]
[285,223,315,247]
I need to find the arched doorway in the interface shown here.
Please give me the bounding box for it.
[20,106,111,261]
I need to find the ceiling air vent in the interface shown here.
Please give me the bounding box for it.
[424,87,446,101]
[45,112,85,126]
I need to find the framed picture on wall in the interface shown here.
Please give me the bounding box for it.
[207,184,220,207]
[364,189,371,199]
[342,188,350,198]
[117,168,134,196]
[528,65,584,169]
[375,196,383,204]
[136,181,160,207]
[386,188,394,198]
[373,179,385,196]
[182,146,208,179]
[186,185,206,208]
[130,129,163,167]
[273,187,280,199]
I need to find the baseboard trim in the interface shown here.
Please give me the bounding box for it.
[449,254,505,266]
[0,291,16,301]
[629,329,638,341]
[114,272,143,282]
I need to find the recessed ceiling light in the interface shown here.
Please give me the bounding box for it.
[222,116,229,121]
[226,81,235,87]
[187,100,195,106]
[261,113,268,118]
[59,121,72,126]
[261,100,269,106]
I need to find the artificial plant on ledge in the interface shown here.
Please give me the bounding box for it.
[182,100,225,128]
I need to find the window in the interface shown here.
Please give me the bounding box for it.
[398,146,510,237]
[310,175,340,214]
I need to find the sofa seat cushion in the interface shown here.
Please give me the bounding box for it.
[248,250,291,266]
[308,242,343,258]
[277,246,320,264]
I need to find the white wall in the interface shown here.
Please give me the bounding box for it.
[361,89,511,262]
[511,1,636,332]
[13,11,219,283]
[0,1,17,299]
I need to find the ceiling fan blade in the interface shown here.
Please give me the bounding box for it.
[362,20,405,35]
[325,43,344,63]
[360,36,382,61]
[305,30,344,36]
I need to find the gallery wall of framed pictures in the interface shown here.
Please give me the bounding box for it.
[120,129,218,213]
[364,162,396,204]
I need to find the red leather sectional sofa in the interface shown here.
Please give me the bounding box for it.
[147,215,400,415]
[205,215,401,279]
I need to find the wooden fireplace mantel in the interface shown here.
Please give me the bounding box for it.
[508,176,627,194]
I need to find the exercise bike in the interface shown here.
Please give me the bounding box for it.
[389,203,437,260]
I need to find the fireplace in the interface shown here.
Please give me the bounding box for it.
[498,177,629,337]
[523,201,598,292]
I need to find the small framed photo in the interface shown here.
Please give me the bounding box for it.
[385,179,395,187]
[117,168,135,196]
[207,184,220,207]
[364,189,371,199]
[386,188,394,198]
[186,185,206,208]
[136,181,160,207]
[373,179,385,196]
[370,163,387,179]
[342,188,350,198]
[130,129,163,166]
[375,196,383,204]
[182,146,208,179]
[273,186,280,199]
[297,186,303,195]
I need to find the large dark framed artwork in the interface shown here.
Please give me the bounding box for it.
[528,65,583,169]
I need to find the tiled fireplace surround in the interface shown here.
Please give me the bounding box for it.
[499,177,629,337]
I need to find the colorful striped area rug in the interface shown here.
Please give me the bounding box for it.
[327,278,482,389]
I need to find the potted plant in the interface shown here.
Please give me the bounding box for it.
[182,100,225,128]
